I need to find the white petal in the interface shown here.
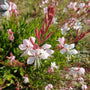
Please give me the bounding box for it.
[64,44,75,49]
[39,51,49,59]
[46,49,54,55]
[10,2,17,10]
[60,49,66,54]
[27,49,35,56]
[23,39,33,47]
[68,49,78,54]
[2,11,10,17]
[19,44,27,50]
[27,57,35,64]
[42,44,51,49]
[1,2,10,10]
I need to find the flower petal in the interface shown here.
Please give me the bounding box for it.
[19,44,27,50]
[60,49,66,54]
[64,44,75,49]
[46,49,54,55]
[27,57,35,64]
[23,39,33,47]
[68,49,78,54]
[42,44,51,49]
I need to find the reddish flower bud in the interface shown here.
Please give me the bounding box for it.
[48,6,55,24]
[43,32,52,42]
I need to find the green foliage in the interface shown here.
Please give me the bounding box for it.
[0,0,89,89]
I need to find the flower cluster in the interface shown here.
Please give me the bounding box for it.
[0,1,18,17]
[19,37,54,67]
[65,67,87,90]
[6,52,17,66]
[57,37,78,55]
[48,62,59,73]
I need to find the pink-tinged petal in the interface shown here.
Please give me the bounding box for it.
[20,49,33,57]
[46,49,54,55]
[9,34,14,41]
[27,57,35,64]
[19,44,27,50]
[10,2,17,10]
[78,67,85,75]
[57,37,65,46]
[45,84,53,90]
[43,7,48,14]
[81,84,87,90]
[60,49,66,54]
[42,44,51,49]
[23,39,33,47]
[87,20,90,25]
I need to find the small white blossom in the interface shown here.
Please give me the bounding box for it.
[43,7,48,14]
[52,17,58,24]
[70,67,85,76]
[79,3,85,9]
[73,22,82,30]
[61,23,70,34]
[45,84,53,90]
[78,77,84,84]
[68,2,77,11]
[60,44,78,55]
[23,77,29,84]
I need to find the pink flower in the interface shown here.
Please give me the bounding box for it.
[9,2,18,17]
[7,29,14,35]
[6,52,17,65]
[7,29,14,41]
[81,84,87,90]
[9,34,14,41]
[10,2,17,10]
[78,67,85,75]
[57,37,65,47]
[87,20,90,25]
[48,62,59,73]
[45,84,53,90]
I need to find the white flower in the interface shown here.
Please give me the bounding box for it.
[43,7,48,14]
[73,22,82,30]
[79,3,85,9]
[45,84,53,90]
[78,67,85,75]
[78,77,84,84]
[22,77,29,84]
[81,84,87,90]
[51,62,59,72]
[19,37,35,56]
[1,1,17,17]
[60,44,78,55]
[26,43,54,67]
[61,23,70,34]
[68,2,77,11]
[45,0,48,3]
[70,67,85,76]
[57,37,65,47]
[88,3,90,7]
[52,17,58,24]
